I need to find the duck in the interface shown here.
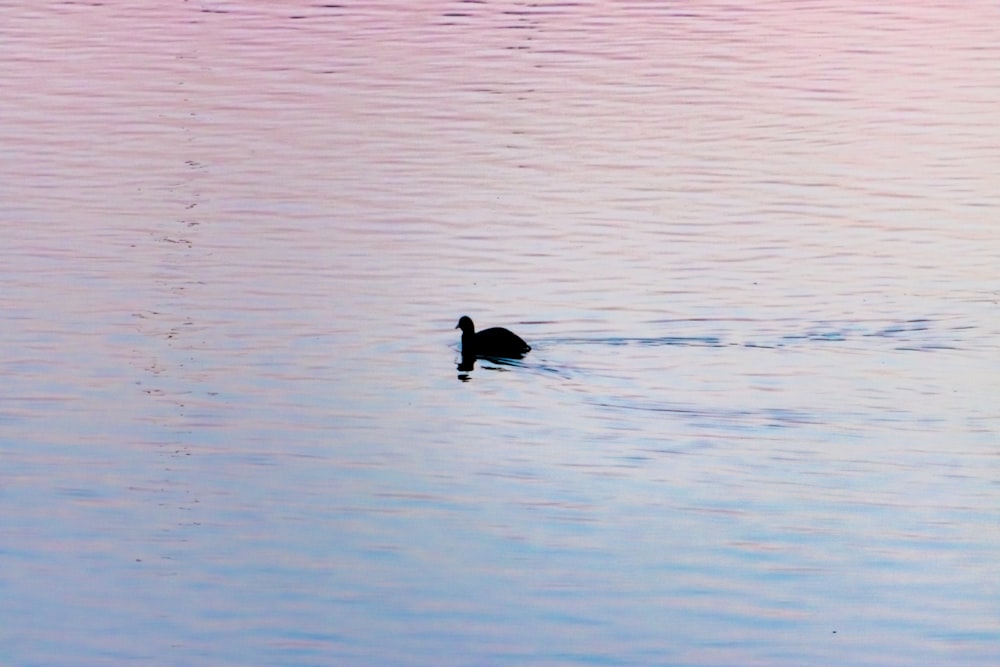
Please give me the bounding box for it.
[456,316,531,358]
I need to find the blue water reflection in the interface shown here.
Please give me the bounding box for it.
[2,0,1000,665]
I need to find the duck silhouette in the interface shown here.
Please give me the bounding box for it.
[456,316,531,359]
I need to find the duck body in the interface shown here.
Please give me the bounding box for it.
[456,315,531,358]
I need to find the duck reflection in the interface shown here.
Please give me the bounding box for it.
[457,351,477,374]
[457,352,532,381]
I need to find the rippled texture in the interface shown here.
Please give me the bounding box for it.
[2,1,999,665]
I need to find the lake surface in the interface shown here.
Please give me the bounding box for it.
[2,1,999,665]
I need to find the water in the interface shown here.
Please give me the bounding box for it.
[2,1,999,665]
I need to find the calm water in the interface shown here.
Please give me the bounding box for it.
[2,1,999,665]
